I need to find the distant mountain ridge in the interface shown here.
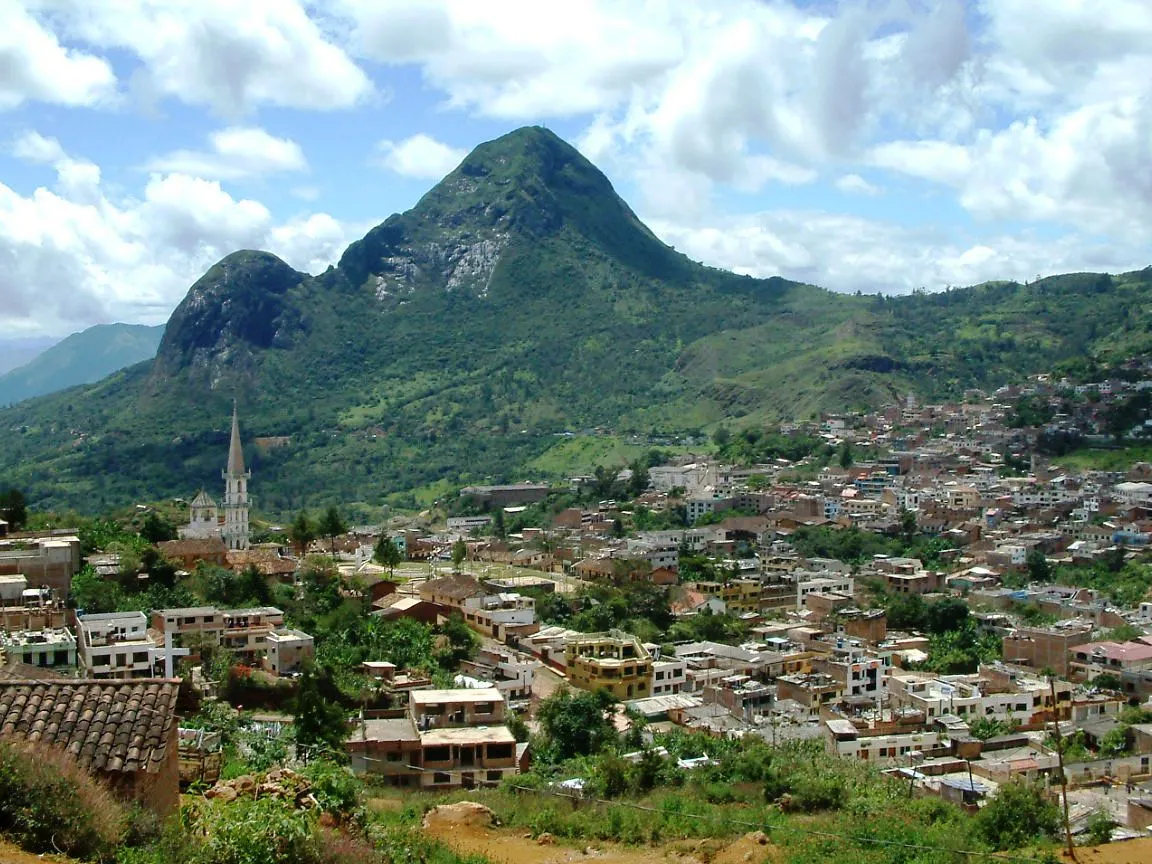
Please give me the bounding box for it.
[0,324,164,406]
[0,126,1149,516]
[0,336,59,376]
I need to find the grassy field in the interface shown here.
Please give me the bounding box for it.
[527,435,700,477]
[1054,443,1152,472]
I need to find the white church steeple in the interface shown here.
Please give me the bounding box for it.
[221,402,251,551]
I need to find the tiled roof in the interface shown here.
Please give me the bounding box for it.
[0,678,179,774]
[159,538,227,557]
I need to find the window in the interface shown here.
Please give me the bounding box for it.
[424,746,451,763]
[386,752,402,762]
[487,743,513,760]
[475,703,493,714]
[656,671,665,681]
[433,772,451,784]
[487,771,502,783]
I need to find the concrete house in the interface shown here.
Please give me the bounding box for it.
[347,687,519,789]
[77,611,156,678]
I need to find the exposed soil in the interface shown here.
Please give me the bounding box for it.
[422,802,780,864]
[1061,838,1152,864]
[0,838,80,863]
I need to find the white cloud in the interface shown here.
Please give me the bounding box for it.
[647,210,1144,296]
[835,174,881,196]
[12,131,67,164]
[375,134,466,179]
[0,133,358,334]
[0,3,116,110]
[339,0,973,200]
[146,127,308,180]
[42,0,372,114]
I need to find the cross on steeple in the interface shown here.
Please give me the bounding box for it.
[150,631,190,679]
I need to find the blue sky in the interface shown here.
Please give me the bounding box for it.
[1,0,1150,337]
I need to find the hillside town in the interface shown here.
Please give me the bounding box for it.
[1,370,1152,846]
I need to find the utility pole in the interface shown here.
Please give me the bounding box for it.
[1048,677,1077,862]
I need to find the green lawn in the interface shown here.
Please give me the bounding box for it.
[1054,443,1152,472]
[527,435,698,477]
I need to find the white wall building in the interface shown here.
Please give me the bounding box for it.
[77,611,155,678]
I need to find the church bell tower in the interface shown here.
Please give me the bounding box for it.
[221,403,251,551]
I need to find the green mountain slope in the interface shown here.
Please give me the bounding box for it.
[0,324,164,406]
[0,127,1150,516]
[0,336,59,376]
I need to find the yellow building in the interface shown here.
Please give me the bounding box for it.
[691,579,762,615]
[565,630,652,700]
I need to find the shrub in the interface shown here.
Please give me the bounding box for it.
[975,779,1060,851]
[302,760,365,824]
[1085,810,1115,846]
[184,797,317,864]
[0,738,128,861]
[786,774,848,812]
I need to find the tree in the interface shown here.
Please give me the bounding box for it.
[1026,548,1053,583]
[924,597,970,634]
[627,459,650,498]
[139,512,176,544]
[436,613,478,669]
[537,689,618,762]
[1088,672,1122,691]
[293,664,348,757]
[68,564,121,614]
[0,488,27,530]
[450,538,467,571]
[317,506,347,556]
[373,535,402,576]
[899,508,918,545]
[838,441,854,468]
[289,510,316,556]
[974,779,1060,851]
[492,508,506,539]
[236,564,272,606]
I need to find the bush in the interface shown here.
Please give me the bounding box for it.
[975,779,1060,851]
[786,774,848,812]
[0,739,128,861]
[1085,810,1115,846]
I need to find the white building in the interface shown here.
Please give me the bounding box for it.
[221,405,251,551]
[179,405,251,550]
[825,719,943,762]
[0,627,77,668]
[652,657,687,695]
[77,611,155,678]
[264,628,314,675]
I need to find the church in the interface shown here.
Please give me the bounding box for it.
[179,405,251,551]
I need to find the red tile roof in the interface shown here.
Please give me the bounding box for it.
[0,678,179,775]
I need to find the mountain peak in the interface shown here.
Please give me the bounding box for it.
[149,250,305,388]
[338,126,681,295]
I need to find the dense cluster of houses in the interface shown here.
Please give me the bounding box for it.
[1,379,1151,825]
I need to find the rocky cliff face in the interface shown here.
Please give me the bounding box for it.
[148,251,305,390]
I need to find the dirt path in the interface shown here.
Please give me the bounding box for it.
[1061,838,1152,864]
[421,802,778,864]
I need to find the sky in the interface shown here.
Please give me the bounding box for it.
[1,0,1150,338]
